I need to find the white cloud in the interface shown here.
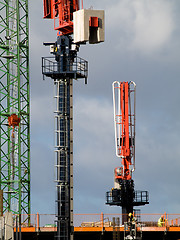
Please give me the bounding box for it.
[132,1,174,52]
[31,94,54,128]
[73,97,116,212]
[107,0,175,54]
[75,96,113,139]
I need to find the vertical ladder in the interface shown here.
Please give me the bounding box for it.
[54,78,73,240]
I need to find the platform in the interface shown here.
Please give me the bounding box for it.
[11,212,180,240]
[14,226,180,240]
[42,56,88,82]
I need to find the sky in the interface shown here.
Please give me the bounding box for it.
[29,0,180,216]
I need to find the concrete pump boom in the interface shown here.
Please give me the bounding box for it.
[106,81,149,225]
[112,81,136,180]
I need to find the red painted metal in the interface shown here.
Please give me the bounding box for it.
[8,114,20,129]
[89,17,99,27]
[8,114,21,138]
[43,0,54,18]
[120,82,130,157]
[118,82,131,180]
[43,0,80,35]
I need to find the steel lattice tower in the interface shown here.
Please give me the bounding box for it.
[0,0,30,219]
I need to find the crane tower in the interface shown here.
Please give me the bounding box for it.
[0,0,30,222]
[106,81,149,224]
[42,1,104,240]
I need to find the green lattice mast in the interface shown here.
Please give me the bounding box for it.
[0,0,30,218]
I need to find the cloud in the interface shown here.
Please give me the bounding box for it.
[73,96,117,212]
[75,96,113,138]
[31,141,55,214]
[107,0,175,55]
[132,1,174,52]
[31,94,54,128]
[30,95,55,214]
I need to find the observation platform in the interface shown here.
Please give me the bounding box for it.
[106,190,149,206]
[10,213,180,240]
[42,56,88,82]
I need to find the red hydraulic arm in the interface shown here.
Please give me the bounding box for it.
[120,82,130,157]
[43,0,81,35]
[113,81,136,180]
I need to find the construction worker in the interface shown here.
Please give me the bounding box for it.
[128,213,135,223]
[128,213,133,222]
[128,212,136,229]
[128,213,136,239]
[158,215,165,227]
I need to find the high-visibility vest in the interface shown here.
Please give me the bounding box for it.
[158,217,164,227]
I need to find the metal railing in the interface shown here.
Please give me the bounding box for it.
[134,191,149,204]
[42,56,88,81]
[10,213,180,230]
[106,190,149,206]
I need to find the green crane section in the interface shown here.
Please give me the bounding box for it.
[0,0,30,219]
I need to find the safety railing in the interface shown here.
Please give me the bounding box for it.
[166,214,180,227]
[134,191,149,204]
[106,190,149,206]
[11,213,180,230]
[42,56,88,81]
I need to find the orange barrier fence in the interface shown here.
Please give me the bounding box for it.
[12,213,180,229]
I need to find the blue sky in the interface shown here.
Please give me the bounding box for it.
[29,0,180,215]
